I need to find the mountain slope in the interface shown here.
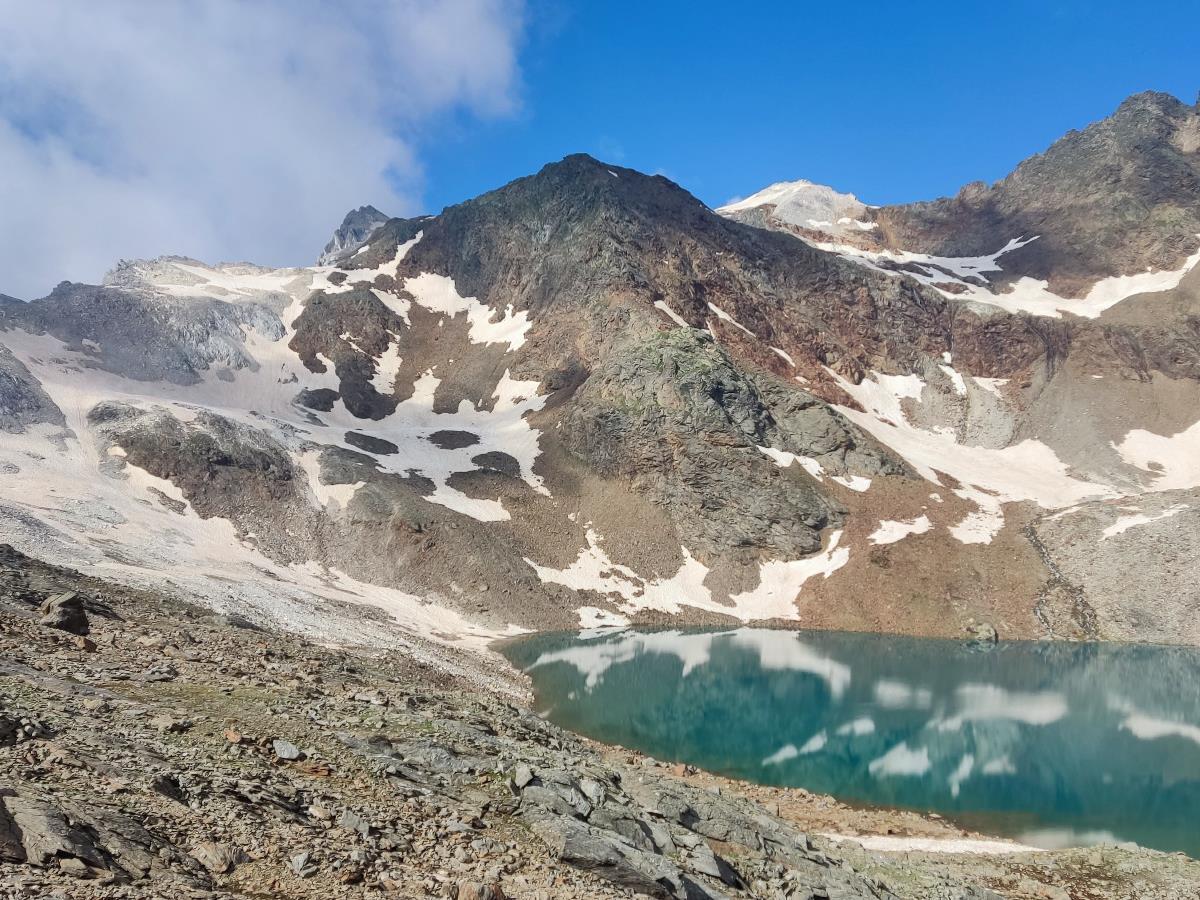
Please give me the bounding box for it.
[2,103,1200,648]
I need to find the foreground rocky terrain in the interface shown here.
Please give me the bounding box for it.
[3,545,1198,900]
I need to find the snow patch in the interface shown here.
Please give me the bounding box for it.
[727,531,850,620]
[1101,504,1187,540]
[868,515,932,545]
[973,377,1009,397]
[576,606,631,630]
[938,364,967,396]
[757,446,826,481]
[828,367,1115,543]
[370,338,403,395]
[653,300,690,328]
[810,232,1200,319]
[404,272,531,351]
[821,834,1040,855]
[705,302,754,337]
[528,526,849,622]
[1114,420,1200,492]
[830,475,871,492]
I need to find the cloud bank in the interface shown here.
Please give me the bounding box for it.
[0,1,525,298]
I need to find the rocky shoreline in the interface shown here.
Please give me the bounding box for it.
[2,545,1197,900]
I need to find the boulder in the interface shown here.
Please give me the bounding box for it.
[529,812,685,898]
[38,591,89,635]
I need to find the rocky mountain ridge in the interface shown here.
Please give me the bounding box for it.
[0,90,1198,656]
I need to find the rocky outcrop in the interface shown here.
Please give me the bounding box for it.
[0,276,285,384]
[561,328,857,558]
[0,784,207,884]
[318,205,391,266]
[876,92,1200,296]
[0,345,62,433]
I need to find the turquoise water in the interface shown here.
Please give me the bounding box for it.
[501,628,1200,855]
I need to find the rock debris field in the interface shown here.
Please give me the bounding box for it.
[1,544,1198,900]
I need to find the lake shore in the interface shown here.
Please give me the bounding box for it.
[3,545,1197,899]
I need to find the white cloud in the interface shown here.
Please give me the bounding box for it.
[0,1,525,298]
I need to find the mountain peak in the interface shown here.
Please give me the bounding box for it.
[1113,89,1191,117]
[317,204,391,265]
[717,179,872,240]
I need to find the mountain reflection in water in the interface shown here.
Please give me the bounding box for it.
[501,628,1200,856]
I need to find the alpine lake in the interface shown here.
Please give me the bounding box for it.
[500,627,1200,856]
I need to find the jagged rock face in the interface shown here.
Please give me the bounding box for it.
[382,153,1073,389]
[317,204,391,266]
[0,345,63,433]
[560,328,839,558]
[0,274,286,384]
[877,92,1200,295]
[2,94,1200,647]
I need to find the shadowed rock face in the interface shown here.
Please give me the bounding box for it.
[1,278,283,385]
[0,345,63,433]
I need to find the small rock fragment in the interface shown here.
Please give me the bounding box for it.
[458,881,506,900]
[289,850,318,877]
[189,841,244,874]
[272,738,301,761]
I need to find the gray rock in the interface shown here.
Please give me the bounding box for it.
[289,850,318,878]
[338,809,372,837]
[272,738,302,760]
[38,592,89,635]
[688,843,742,887]
[512,762,534,789]
[528,811,701,899]
[318,205,391,266]
[0,784,204,883]
[0,345,64,433]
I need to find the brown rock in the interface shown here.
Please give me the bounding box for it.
[457,882,506,900]
[189,840,245,874]
[57,856,95,878]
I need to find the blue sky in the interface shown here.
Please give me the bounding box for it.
[419,0,1200,212]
